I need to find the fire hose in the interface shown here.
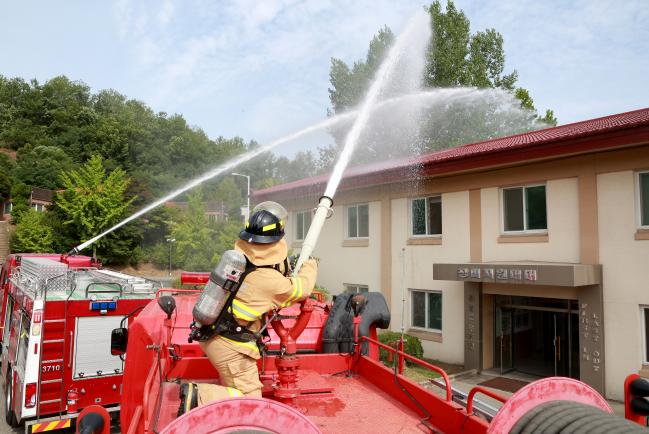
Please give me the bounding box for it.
[292,195,333,275]
[510,401,647,433]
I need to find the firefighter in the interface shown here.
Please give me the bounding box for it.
[179,201,318,415]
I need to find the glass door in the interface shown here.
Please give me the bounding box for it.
[495,307,514,374]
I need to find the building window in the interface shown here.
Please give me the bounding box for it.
[639,172,649,227]
[296,210,312,241]
[344,284,369,294]
[411,290,442,331]
[346,204,369,239]
[3,202,12,214]
[411,196,442,236]
[502,185,547,232]
[31,203,45,212]
[643,307,649,364]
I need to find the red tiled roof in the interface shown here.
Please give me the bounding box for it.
[254,107,649,201]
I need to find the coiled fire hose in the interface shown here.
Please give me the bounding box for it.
[510,400,648,434]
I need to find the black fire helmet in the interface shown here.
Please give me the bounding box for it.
[239,209,285,244]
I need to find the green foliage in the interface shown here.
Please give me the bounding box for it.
[0,171,11,202]
[10,209,54,252]
[8,182,31,224]
[169,189,215,271]
[56,155,134,257]
[378,331,424,366]
[539,109,558,126]
[327,0,557,161]
[310,284,331,301]
[148,242,175,269]
[14,144,73,189]
[328,26,394,113]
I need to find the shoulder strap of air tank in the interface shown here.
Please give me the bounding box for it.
[253,258,290,277]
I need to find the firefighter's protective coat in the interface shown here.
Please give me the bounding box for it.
[198,237,318,398]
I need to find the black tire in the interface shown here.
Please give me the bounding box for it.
[5,369,18,427]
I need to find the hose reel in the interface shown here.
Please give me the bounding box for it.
[488,377,648,433]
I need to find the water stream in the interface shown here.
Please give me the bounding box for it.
[324,10,431,198]
[71,8,536,256]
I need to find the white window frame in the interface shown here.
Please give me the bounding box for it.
[295,210,312,241]
[344,283,369,294]
[636,171,649,229]
[410,289,442,333]
[500,183,548,234]
[3,202,12,214]
[410,195,442,237]
[345,203,369,239]
[642,306,649,365]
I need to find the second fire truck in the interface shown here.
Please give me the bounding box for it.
[1,255,159,432]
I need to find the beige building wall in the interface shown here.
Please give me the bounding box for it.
[286,202,382,296]
[597,170,649,400]
[390,191,470,364]
[481,178,580,263]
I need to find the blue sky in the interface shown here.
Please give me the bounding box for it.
[1,0,647,153]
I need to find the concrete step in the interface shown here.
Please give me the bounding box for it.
[0,221,9,259]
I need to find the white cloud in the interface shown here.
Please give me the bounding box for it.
[111,0,423,141]
[111,0,649,141]
[157,0,175,27]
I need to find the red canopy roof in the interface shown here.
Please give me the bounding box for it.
[253,107,649,201]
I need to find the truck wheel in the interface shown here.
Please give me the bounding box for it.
[5,370,17,427]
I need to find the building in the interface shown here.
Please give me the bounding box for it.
[253,107,649,400]
[1,187,54,221]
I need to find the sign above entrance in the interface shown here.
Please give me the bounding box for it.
[434,263,601,287]
[457,266,538,282]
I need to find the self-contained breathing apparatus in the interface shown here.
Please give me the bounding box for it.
[188,249,290,345]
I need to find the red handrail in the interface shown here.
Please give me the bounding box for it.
[127,406,143,434]
[360,335,452,402]
[466,386,508,415]
[142,357,159,430]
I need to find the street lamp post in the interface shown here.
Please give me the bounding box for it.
[232,172,250,221]
[166,238,176,277]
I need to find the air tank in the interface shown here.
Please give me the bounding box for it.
[192,250,247,326]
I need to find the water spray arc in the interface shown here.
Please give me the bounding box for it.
[67,116,346,255]
[293,10,431,275]
[66,85,490,255]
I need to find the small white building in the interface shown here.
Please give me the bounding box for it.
[253,108,649,400]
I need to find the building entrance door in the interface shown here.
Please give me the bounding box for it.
[495,307,513,374]
[494,296,579,379]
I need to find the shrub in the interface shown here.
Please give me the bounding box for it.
[311,284,331,301]
[10,209,54,253]
[378,331,423,366]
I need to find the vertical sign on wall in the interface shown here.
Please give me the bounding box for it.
[578,284,605,395]
[464,282,481,371]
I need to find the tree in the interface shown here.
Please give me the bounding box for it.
[13,145,73,189]
[56,155,135,258]
[0,153,12,201]
[326,0,557,163]
[10,209,54,253]
[206,178,244,219]
[169,189,215,271]
[328,27,394,114]
[8,182,31,224]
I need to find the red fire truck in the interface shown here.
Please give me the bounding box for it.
[0,254,99,345]
[0,255,159,432]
